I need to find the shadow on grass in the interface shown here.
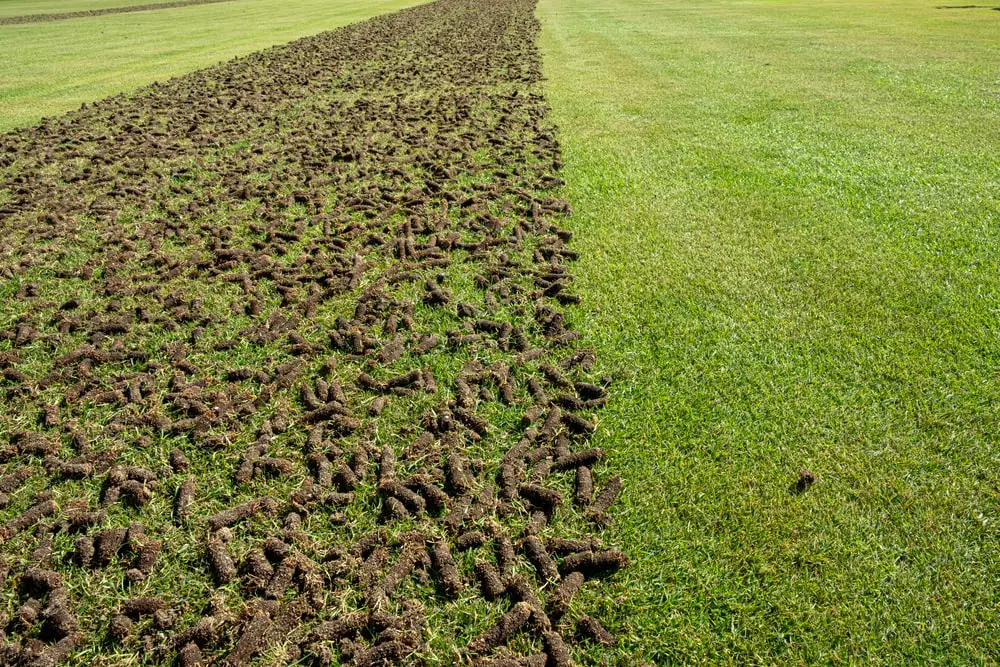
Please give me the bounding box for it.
[935,4,1000,9]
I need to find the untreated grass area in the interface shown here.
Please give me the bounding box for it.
[0,0,242,26]
[539,0,1000,662]
[0,0,627,664]
[0,0,201,17]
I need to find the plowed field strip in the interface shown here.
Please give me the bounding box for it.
[0,0,628,664]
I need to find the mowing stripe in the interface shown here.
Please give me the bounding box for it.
[0,0,628,663]
[0,0,239,26]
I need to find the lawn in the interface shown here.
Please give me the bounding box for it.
[0,0,998,663]
[0,0,202,18]
[0,0,424,131]
[538,0,1000,662]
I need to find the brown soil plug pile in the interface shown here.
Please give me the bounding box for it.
[0,0,629,662]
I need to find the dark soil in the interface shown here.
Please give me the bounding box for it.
[792,468,817,494]
[0,0,628,663]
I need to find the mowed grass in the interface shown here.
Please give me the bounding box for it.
[0,0,191,18]
[0,0,425,131]
[1,0,998,663]
[538,0,1000,663]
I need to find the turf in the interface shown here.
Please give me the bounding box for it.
[2,0,998,663]
[0,0,425,132]
[537,0,1000,663]
[0,0,225,19]
[0,0,629,663]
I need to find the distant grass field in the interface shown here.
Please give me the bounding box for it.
[0,0,199,18]
[539,0,1000,662]
[0,0,424,131]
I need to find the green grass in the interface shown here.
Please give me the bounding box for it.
[0,0,425,131]
[538,0,1000,663]
[2,0,999,663]
[0,0,194,18]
